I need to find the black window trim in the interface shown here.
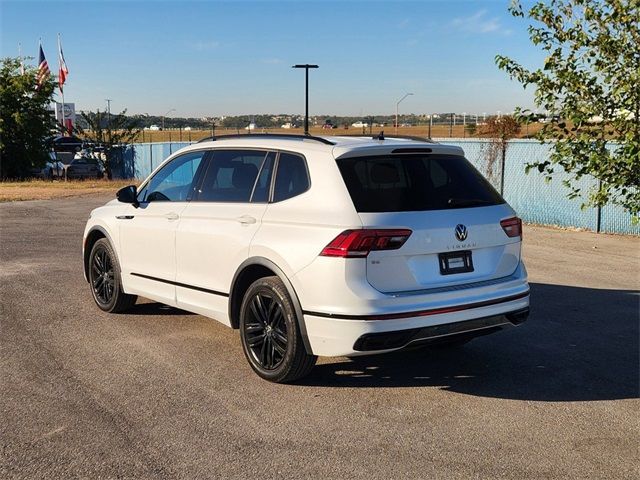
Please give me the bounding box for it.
[185,147,311,205]
[249,150,276,203]
[189,147,277,204]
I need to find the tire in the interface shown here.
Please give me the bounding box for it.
[88,238,137,313]
[239,276,317,383]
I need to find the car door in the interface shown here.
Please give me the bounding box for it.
[118,150,207,305]
[175,149,275,324]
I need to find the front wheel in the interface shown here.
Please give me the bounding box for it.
[239,276,316,383]
[88,238,137,313]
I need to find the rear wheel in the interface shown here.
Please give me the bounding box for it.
[239,276,316,383]
[88,238,137,313]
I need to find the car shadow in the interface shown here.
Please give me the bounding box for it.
[298,283,639,402]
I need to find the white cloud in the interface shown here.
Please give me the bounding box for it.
[450,10,509,35]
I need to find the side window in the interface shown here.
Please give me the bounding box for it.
[196,150,266,203]
[138,151,205,203]
[273,153,309,202]
[250,152,276,203]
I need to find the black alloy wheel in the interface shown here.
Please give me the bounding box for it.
[243,292,288,370]
[239,276,317,383]
[88,238,137,313]
[91,245,115,305]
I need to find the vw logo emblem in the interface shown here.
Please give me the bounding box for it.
[455,224,468,241]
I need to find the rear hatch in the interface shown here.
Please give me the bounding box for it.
[336,150,522,293]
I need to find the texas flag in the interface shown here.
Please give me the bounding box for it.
[35,41,50,89]
[58,36,69,93]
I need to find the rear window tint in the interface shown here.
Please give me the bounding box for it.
[337,154,504,212]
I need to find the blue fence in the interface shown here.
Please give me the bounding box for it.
[116,139,638,235]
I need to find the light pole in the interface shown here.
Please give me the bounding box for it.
[462,112,467,138]
[162,108,176,131]
[105,99,112,143]
[395,93,413,135]
[292,64,319,135]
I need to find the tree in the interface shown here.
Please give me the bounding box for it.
[75,109,141,179]
[478,116,521,194]
[496,0,640,218]
[0,57,56,178]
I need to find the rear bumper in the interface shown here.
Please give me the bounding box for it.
[302,287,530,357]
[353,307,529,351]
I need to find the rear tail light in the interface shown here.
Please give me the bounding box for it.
[500,217,522,238]
[320,229,412,258]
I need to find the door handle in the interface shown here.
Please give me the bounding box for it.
[236,215,256,225]
[164,212,180,221]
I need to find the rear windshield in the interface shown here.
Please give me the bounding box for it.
[337,154,504,212]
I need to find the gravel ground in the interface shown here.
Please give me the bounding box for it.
[1,195,638,479]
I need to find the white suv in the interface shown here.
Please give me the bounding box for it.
[83,134,529,382]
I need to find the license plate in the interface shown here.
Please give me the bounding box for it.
[438,250,474,275]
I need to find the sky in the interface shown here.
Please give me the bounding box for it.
[1,0,544,117]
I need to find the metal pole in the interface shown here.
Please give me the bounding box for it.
[462,112,466,138]
[395,93,414,136]
[105,99,112,144]
[395,103,399,136]
[292,64,318,135]
[596,178,602,233]
[500,143,506,196]
[305,67,309,135]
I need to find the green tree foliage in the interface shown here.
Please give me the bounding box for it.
[0,57,56,178]
[76,110,141,180]
[496,0,640,217]
[75,109,141,179]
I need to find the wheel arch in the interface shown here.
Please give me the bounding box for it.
[229,257,312,354]
[83,225,117,282]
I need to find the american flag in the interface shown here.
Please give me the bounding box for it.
[36,42,50,89]
[58,36,69,93]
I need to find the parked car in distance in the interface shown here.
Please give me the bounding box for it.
[66,156,103,179]
[46,135,83,154]
[83,134,529,383]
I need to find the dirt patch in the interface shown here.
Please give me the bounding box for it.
[0,179,138,202]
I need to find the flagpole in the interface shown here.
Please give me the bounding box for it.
[58,33,66,136]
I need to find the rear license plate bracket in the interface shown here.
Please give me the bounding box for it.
[438,250,474,275]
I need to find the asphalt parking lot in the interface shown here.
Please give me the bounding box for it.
[1,194,638,479]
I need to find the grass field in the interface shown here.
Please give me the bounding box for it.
[0,179,137,202]
[137,123,544,143]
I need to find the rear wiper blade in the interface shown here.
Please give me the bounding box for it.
[447,198,494,207]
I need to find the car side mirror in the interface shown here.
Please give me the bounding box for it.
[116,185,139,208]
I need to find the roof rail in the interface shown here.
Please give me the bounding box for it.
[336,134,436,144]
[196,133,336,145]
